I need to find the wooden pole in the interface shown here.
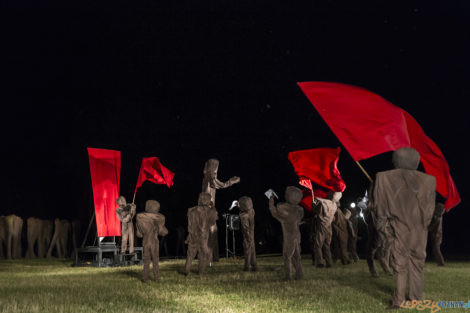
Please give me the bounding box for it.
[309,179,314,199]
[355,161,373,183]
[132,192,136,204]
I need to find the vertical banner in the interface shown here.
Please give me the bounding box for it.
[87,147,121,237]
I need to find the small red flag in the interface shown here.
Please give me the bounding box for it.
[288,147,346,192]
[135,157,175,193]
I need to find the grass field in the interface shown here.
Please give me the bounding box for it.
[0,256,469,313]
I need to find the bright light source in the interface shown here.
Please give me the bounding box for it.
[350,202,356,208]
[359,212,364,218]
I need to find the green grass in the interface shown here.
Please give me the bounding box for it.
[0,256,469,313]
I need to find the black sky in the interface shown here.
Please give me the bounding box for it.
[2,0,469,255]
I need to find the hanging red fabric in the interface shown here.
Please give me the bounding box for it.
[87,147,121,237]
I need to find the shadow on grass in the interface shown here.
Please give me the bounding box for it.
[120,269,142,280]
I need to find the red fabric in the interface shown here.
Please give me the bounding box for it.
[135,157,175,193]
[298,81,460,210]
[300,188,329,212]
[87,148,121,237]
[297,82,410,161]
[403,112,461,210]
[288,147,346,192]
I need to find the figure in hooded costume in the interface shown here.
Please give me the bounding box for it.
[269,186,304,280]
[429,202,445,266]
[116,196,136,254]
[136,200,168,282]
[311,192,341,268]
[184,192,218,275]
[201,158,240,262]
[370,147,436,309]
[238,196,257,271]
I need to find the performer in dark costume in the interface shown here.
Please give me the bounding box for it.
[239,196,257,271]
[269,186,304,280]
[201,158,240,262]
[136,200,168,282]
[370,148,436,309]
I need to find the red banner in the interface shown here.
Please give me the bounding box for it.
[88,148,121,237]
[297,81,460,210]
[135,157,175,193]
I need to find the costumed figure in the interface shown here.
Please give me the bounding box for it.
[331,200,352,265]
[269,186,304,280]
[184,192,218,275]
[345,206,360,262]
[239,196,257,271]
[116,196,136,254]
[365,196,393,277]
[311,192,341,268]
[136,200,168,282]
[429,202,445,266]
[201,158,240,262]
[370,148,436,309]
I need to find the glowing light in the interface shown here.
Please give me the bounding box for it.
[350,202,356,208]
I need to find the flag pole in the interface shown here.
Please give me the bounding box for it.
[309,179,314,199]
[132,192,136,204]
[355,161,373,183]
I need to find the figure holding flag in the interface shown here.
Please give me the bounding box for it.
[288,147,346,266]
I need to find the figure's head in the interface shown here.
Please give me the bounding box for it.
[238,196,253,213]
[344,209,351,220]
[392,147,420,170]
[116,196,127,207]
[331,192,342,203]
[285,186,303,205]
[145,200,160,213]
[203,159,219,176]
[198,192,212,206]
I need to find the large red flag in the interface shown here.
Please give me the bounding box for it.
[297,81,460,210]
[135,157,175,193]
[87,148,121,237]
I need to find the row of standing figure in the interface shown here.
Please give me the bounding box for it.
[0,215,81,259]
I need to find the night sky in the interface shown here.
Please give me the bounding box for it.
[2,1,469,256]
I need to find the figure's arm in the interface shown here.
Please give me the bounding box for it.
[157,216,168,237]
[372,176,390,242]
[268,196,279,220]
[130,204,136,219]
[135,218,143,238]
[115,208,124,221]
[210,176,240,189]
[122,213,132,223]
[311,199,322,217]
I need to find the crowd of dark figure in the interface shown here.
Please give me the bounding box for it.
[0,149,447,308]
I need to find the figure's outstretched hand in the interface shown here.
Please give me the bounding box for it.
[230,176,241,185]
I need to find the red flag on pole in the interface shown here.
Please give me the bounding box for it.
[135,157,175,193]
[87,147,121,237]
[288,147,346,211]
[288,147,346,192]
[297,81,460,210]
